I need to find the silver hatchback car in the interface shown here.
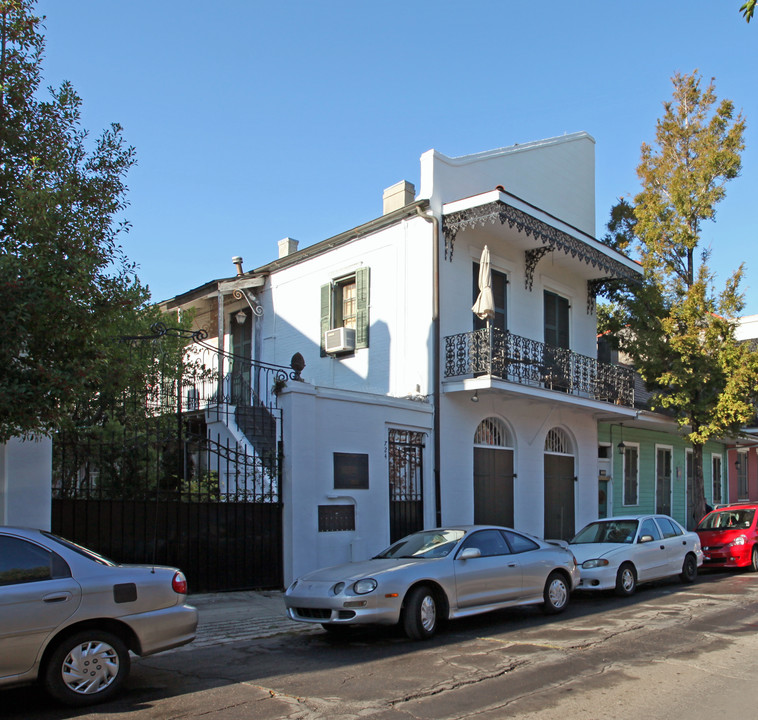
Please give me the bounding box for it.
[0,527,197,706]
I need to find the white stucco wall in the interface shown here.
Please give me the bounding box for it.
[418,133,596,237]
[278,382,433,584]
[259,214,435,400]
[0,436,52,529]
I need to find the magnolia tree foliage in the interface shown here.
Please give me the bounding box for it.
[601,71,758,524]
[0,0,184,442]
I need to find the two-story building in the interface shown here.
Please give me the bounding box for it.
[161,132,650,585]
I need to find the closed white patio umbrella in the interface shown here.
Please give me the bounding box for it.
[472,245,495,323]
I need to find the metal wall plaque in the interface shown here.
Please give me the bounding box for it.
[334,452,369,490]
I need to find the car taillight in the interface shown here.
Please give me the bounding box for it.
[172,571,188,595]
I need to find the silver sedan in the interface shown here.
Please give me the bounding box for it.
[285,526,579,640]
[0,527,197,706]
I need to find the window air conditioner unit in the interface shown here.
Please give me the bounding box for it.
[325,327,356,354]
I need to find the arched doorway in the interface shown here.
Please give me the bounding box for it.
[473,417,515,527]
[544,427,575,540]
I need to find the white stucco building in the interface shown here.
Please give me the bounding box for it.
[164,132,642,585]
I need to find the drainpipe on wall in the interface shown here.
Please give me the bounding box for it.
[416,207,442,527]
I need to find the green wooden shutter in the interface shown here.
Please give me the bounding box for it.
[557,295,569,349]
[544,291,557,347]
[320,283,331,357]
[355,266,370,349]
[544,291,569,349]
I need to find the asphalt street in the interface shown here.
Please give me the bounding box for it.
[5,570,758,719]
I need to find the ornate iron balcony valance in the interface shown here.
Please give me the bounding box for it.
[442,200,637,283]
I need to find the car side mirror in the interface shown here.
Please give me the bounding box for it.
[638,535,654,543]
[459,547,481,560]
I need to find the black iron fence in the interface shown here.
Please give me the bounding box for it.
[444,326,634,406]
[52,325,297,592]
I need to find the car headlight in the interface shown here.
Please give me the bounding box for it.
[332,582,345,595]
[729,535,747,547]
[353,578,377,595]
[582,559,610,569]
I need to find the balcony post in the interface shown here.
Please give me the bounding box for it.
[487,320,492,376]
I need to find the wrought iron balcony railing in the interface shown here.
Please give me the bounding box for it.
[444,327,634,406]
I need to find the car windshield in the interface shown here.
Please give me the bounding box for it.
[697,509,755,531]
[41,531,116,566]
[570,520,639,545]
[374,529,465,559]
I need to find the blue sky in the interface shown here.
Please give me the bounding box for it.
[36,1,758,313]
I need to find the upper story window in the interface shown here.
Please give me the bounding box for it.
[336,277,357,329]
[472,262,507,332]
[320,267,370,356]
[544,290,569,349]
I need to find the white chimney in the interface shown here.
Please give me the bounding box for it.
[278,237,299,258]
[382,180,415,215]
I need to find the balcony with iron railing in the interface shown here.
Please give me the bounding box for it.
[444,326,634,407]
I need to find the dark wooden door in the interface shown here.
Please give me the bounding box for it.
[474,448,515,527]
[544,454,575,540]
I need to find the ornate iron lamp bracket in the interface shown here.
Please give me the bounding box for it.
[232,288,264,317]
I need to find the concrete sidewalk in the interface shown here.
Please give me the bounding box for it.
[180,590,316,650]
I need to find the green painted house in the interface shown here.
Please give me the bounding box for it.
[598,418,727,531]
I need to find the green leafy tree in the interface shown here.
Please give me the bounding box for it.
[741,0,756,22]
[602,71,758,525]
[0,0,175,442]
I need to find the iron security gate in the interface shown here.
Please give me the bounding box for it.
[52,325,291,592]
[388,429,425,542]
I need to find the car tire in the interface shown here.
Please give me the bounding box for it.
[614,563,637,597]
[402,585,439,640]
[44,630,130,707]
[542,571,570,614]
[750,546,758,572]
[680,553,698,583]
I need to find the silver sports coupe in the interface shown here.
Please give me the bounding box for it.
[285,525,579,639]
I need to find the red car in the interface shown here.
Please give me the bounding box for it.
[696,504,758,571]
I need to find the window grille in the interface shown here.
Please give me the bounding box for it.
[545,427,571,454]
[474,417,511,448]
